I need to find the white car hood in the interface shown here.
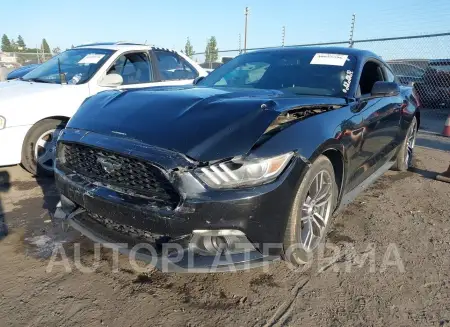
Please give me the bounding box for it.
[0,80,65,98]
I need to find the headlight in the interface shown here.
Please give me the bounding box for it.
[0,116,5,130]
[194,152,294,189]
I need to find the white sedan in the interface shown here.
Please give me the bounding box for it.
[0,42,207,176]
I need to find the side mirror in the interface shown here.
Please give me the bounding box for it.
[193,76,205,85]
[98,73,123,87]
[371,81,400,97]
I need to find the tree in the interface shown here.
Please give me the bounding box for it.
[205,36,218,63]
[17,35,26,50]
[1,34,11,52]
[184,37,195,58]
[10,39,17,52]
[41,38,51,54]
[52,47,61,55]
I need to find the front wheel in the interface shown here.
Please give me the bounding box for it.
[283,155,338,265]
[392,116,417,172]
[21,119,66,177]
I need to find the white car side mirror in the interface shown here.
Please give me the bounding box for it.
[99,73,123,87]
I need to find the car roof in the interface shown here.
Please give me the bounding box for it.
[250,46,381,61]
[388,62,417,66]
[429,59,450,65]
[75,44,150,51]
[74,42,177,53]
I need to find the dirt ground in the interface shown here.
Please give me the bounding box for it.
[0,146,449,327]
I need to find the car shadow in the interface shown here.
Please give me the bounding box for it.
[0,171,10,240]
[416,134,450,152]
[35,175,60,217]
[409,166,439,180]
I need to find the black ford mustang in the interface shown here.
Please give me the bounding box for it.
[54,47,419,272]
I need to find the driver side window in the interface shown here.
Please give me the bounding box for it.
[358,61,385,96]
[107,52,152,85]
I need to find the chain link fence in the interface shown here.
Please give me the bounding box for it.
[193,32,450,111]
[354,33,450,111]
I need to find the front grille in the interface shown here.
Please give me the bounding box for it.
[58,143,180,209]
[88,212,166,243]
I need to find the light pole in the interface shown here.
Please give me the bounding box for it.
[244,7,249,52]
[349,14,356,48]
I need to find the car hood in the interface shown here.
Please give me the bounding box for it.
[68,86,347,162]
[0,80,64,98]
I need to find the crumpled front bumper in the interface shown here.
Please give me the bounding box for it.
[53,163,303,272]
[53,129,307,272]
[55,200,273,273]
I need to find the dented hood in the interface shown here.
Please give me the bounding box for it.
[67,86,346,162]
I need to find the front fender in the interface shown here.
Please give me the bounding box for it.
[249,108,352,205]
[1,84,90,128]
[249,108,348,162]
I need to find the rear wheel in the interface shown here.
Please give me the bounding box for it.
[283,155,338,265]
[21,119,66,177]
[392,116,417,171]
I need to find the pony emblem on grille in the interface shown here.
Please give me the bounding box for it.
[97,156,122,174]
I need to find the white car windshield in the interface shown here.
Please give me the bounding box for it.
[22,48,114,84]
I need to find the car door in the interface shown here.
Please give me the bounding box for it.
[152,50,199,86]
[346,60,403,191]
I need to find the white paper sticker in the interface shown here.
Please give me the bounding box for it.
[310,53,349,66]
[78,54,105,65]
[342,70,353,93]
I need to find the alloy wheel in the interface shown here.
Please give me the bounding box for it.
[299,170,334,251]
[34,129,61,173]
[405,121,417,168]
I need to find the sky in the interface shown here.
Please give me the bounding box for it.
[1,0,450,59]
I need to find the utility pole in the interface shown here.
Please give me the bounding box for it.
[282,26,286,47]
[244,7,249,52]
[36,45,40,64]
[349,13,356,48]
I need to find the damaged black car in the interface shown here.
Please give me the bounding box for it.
[54,47,419,272]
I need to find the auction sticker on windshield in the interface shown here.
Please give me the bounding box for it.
[78,54,105,65]
[310,53,349,66]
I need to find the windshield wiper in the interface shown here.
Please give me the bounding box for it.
[23,78,56,84]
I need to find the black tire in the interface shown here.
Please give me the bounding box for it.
[392,116,417,172]
[282,155,339,266]
[21,119,66,177]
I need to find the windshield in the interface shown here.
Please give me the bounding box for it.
[198,50,357,97]
[22,48,114,84]
[389,64,424,77]
[429,62,450,73]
